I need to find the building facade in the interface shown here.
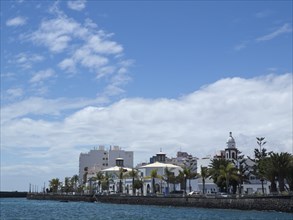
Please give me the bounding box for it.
[79,145,133,184]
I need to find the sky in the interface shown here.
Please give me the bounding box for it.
[1,0,292,191]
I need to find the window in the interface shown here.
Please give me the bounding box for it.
[232,152,235,159]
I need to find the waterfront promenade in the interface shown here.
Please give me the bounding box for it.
[27,193,293,213]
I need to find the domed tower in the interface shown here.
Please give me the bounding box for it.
[156,150,166,163]
[225,132,238,160]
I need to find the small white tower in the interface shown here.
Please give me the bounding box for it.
[156,149,166,163]
[225,132,238,160]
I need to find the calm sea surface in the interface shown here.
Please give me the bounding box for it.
[0,198,292,220]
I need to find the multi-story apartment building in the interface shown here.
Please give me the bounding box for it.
[79,145,133,184]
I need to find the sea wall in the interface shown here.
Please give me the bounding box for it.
[96,195,293,213]
[0,191,27,198]
[26,194,293,213]
[27,193,96,202]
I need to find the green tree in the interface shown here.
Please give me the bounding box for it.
[126,169,139,195]
[270,152,292,192]
[254,137,270,194]
[182,167,197,192]
[83,167,88,185]
[286,156,293,191]
[163,167,175,194]
[133,179,143,194]
[200,166,209,194]
[64,177,72,193]
[71,174,79,192]
[49,178,62,193]
[117,168,127,193]
[150,169,161,194]
[218,163,239,194]
[95,171,104,193]
[234,151,250,194]
[259,156,277,193]
[101,173,111,191]
[209,158,230,192]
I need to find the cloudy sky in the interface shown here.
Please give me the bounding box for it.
[1,0,292,191]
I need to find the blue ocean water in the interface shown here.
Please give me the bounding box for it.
[0,198,292,220]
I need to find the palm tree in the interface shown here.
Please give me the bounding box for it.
[118,168,127,193]
[49,178,61,193]
[101,173,111,192]
[163,167,175,194]
[259,157,277,193]
[64,177,71,193]
[287,156,293,191]
[83,167,88,186]
[270,152,291,192]
[133,179,143,195]
[200,166,209,194]
[209,158,230,192]
[218,163,239,194]
[71,174,79,192]
[150,169,160,194]
[126,168,139,195]
[95,171,104,193]
[182,167,197,193]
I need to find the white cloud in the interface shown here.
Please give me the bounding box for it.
[67,0,86,11]
[30,69,55,84]
[234,42,248,51]
[1,96,102,123]
[6,88,24,99]
[29,16,80,53]
[256,23,292,41]
[6,16,27,26]
[255,10,273,18]
[25,6,130,99]
[58,58,76,73]
[13,52,44,69]
[2,73,292,154]
[1,73,292,190]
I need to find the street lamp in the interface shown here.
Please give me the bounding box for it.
[184,174,187,197]
[237,170,241,195]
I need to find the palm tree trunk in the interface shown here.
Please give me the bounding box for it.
[202,178,205,194]
[119,180,122,193]
[278,175,285,192]
[261,179,264,194]
[189,179,191,192]
[270,181,277,193]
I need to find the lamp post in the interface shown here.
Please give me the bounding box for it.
[237,170,241,196]
[184,174,187,197]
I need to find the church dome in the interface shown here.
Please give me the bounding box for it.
[226,132,236,148]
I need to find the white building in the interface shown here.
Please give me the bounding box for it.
[79,145,133,184]
[197,132,271,195]
[139,151,183,195]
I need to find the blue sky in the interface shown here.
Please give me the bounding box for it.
[1,0,292,191]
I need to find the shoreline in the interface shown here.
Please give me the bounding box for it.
[0,191,28,198]
[26,193,293,213]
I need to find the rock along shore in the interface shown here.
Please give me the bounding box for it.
[0,191,28,198]
[27,194,293,213]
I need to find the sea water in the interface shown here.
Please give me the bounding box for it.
[0,198,292,220]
